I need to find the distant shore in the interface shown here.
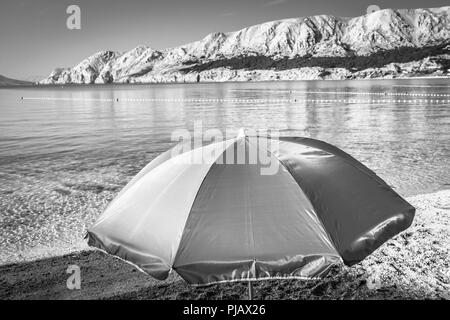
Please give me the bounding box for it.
[0,190,449,300]
[1,74,450,89]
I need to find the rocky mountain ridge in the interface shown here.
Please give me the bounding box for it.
[41,6,450,84]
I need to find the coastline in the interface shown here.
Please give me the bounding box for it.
[1,73,449,89]
[1,189,448,300]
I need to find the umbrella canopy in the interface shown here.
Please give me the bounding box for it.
[87,133,415,285]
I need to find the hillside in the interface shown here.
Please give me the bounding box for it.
[40,7,450,84]
[0,75,32,86]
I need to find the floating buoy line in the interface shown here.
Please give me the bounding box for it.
[20,96,450,104]
[20,90,450,104]
[270,90,450,97]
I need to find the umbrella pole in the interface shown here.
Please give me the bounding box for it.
[248,280,254,300]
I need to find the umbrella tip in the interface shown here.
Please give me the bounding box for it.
[237,128,246,139]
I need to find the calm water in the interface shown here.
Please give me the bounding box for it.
[0,79,449,264]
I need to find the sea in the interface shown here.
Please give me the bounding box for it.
[0,78,449,264]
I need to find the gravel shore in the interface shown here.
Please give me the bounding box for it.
[0,190,448,300]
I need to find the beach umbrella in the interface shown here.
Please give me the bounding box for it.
[87,131,415,295]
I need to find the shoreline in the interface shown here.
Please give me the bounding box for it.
[1,190,449,300]
[1,74,450,89]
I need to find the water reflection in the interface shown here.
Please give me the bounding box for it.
[0,78,449,263]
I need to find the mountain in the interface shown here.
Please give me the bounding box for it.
[41,6,450,84]
[0,75,33,86]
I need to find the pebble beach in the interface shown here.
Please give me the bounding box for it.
[1,190,448,300]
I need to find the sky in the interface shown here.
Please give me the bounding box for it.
[0,0,447,80]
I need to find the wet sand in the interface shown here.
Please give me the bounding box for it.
[0,190,449,300]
